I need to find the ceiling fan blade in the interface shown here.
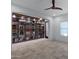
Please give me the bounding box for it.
[44,7,52,10]
[45,7,63,10]
[52,7,63,10]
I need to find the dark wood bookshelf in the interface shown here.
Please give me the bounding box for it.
[12,13,46,43]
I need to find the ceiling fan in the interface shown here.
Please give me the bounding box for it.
[45,0,63,10]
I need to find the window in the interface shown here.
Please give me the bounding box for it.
[60,22,68,36]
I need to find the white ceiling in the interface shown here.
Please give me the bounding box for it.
[12,0,68,16]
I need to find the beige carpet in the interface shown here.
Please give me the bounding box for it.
[12,39,68,59]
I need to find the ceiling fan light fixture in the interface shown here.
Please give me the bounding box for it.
[45,0,63,10]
